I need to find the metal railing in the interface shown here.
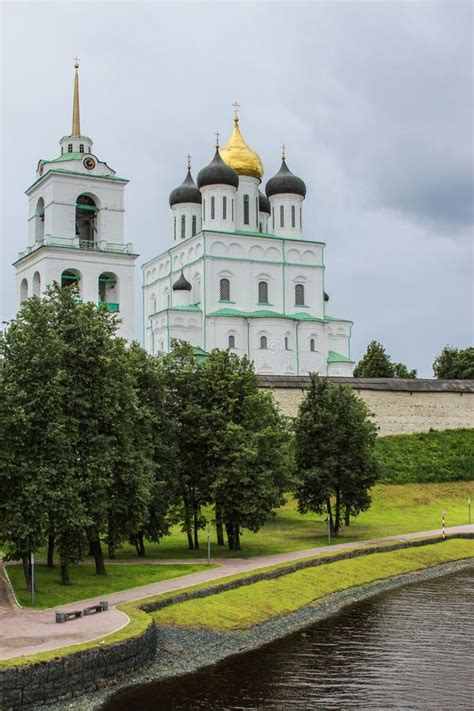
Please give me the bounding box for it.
[18,237,134,258]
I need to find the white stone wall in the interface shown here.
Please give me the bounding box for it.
[269,194,304,238]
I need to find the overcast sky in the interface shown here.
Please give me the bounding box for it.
[1,0,472,376]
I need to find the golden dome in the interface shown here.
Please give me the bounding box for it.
[220,116,264,180]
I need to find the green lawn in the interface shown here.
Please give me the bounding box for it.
[101,481,474,559]
[6,562,213,609]
[154,538,474,630]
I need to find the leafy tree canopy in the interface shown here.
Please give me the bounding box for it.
[433,346,474,379]
[354,340,416,378]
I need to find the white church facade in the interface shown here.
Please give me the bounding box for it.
[143,110,354,376]
[14,64,354,376]
[14,61,138,341]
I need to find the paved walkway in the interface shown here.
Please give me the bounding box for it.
[0,525,472,661]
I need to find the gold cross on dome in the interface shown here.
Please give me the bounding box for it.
[232,101,240,118]
[187,154,192,169]
[281,144,286,160]
[215,130,220,148]
[74,56,80,69]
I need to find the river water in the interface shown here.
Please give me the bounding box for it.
[104,569,474,710]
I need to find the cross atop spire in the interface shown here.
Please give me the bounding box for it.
[187,153,192,170]
[281,144,286,161]
[72,58,81,136]
[215,130,220,148]
[232,101,240,125]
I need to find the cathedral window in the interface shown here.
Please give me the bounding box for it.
[291,205,296,228]
[61,147,64,154]
[223,196,227,220]
[220,278,230,301]
[243,194,250,225]
[259,335,268,350]
[79,144,84,153]
[285,336,289,350]
[68,144,73,153]
[203,199,206,221]
[295,283,305,306]
[228,334,235,349]
[20,278,28,302]
[280,205,285,228]
[300,207,302,228]
[181,215,186,239]
[258,281,269,304]
[259,222,263,233]
[174,216,176,240]
[272,207,275,229]
[310,338,315,352]
[232,199,234,221]
[192,215,197,236]
[256,197,259,227]
[211,196,215,220]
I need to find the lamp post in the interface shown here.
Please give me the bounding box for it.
[207,524,211,565]
[442,511,446,540]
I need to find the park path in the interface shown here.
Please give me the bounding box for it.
[0,524,472,661]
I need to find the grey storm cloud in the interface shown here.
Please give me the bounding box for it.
[1,0,472,376]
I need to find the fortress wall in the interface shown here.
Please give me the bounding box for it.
[257,377,474,437]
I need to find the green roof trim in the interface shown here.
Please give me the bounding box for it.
[207,308,327,322]
[203,229,326,247]
[48,152,85,163]
[26,169,128,194]
[152,304,202,316]
[327,351,354,363]
[325,315,353,323]
[192,346,210,363]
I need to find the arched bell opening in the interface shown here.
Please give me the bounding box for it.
[98,272,119,312]
[35,198,45,243]
[61,268,82,299]
[32,271,41,297]
[76,194,99,247]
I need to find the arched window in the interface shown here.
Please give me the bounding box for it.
[285,336,289,350]
[174,216,176,240]
[151,294,157,314]
[280,205,285,228]
[192,215,197,236]
[181,214,186,239]
[295,283,305,306]
[256,197,259,227]
[291,205,296,228]
[300,207,302,228]
[259,222,263,233]
[20,278,28,301]
[228,334,235,349]
[243,194,250,225]
[260,335,268,350]
[272,207,275,229]
[310,338,315,352]
[211,196,215,220]
[61,269,81,296]
[203,199,206,221]
[32,271,41,297]
[98,272,119,311]
[79,144,84,153]
[61,146,64,154]
[220,278,230,301]
[223,196,227,220]
[76,194,98,246]
[258,281,269,304]
[232,199,234,221]
[68,143,73,153]
[35,198,45,243]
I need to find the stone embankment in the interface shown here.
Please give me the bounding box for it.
[1,533,473,710]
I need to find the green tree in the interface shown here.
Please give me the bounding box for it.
[433,346,474,379]
[294,375,379,535]
[354,340,416,378]
[202,350,292,550]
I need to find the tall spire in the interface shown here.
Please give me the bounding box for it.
[72,57,80,136]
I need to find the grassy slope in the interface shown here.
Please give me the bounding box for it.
[106,481,474,559]
[6,562,213,609]
[154,538,474,630]
[375,429,474,483]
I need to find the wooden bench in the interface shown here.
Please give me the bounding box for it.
[83,600,109,615]
[55,610,82,623]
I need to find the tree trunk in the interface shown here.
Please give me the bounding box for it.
[22,555,32,592]
[344,507,350,527]
[215,504,225,546]
[137,532,146,557]
[225,521,235,550]
[193,511,200,550]
[184,505,194,549]
[326,498,335,536]
[47,534,55,568]
[334,488,341,535]
[60,561,70,585]
[89,536,106,576]
[108,542,116,560]
[234,526,241,551]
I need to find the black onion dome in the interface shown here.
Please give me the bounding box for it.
[197,148,239,190]
[265,160,306,198]
[258,190,271,215]
[324,291,329,302]
[169,169,202,207]
[172,271,192,291]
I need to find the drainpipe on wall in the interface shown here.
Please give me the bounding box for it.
[296,321,300,375]
[246,318,250,358]
[203,232,207,351]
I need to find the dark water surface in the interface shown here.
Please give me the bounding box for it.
[104,569,474,710]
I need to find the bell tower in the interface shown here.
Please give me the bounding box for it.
[14,60,138,341]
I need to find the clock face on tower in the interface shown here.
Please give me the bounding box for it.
[83,156,96,171]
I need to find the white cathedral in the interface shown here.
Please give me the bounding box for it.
[15,65,354,376]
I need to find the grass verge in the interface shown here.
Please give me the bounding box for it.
[6,562,214,609]
[153,538,474,630]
